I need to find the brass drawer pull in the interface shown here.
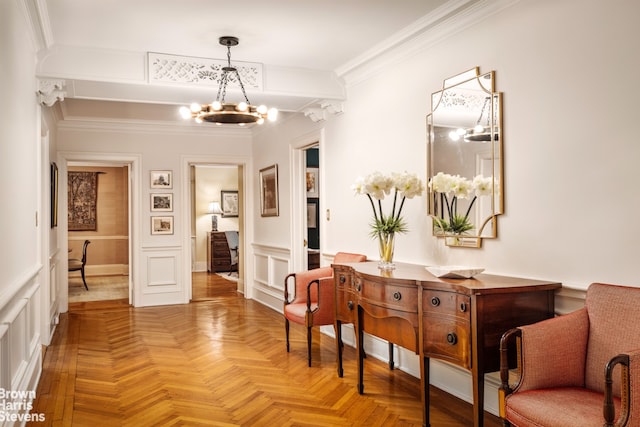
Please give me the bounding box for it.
[339,275,346,284]
[393,291,402,301]
[347,301,354,310]
[431,297,440,307]
[355,282,362,292]
[446,333,458,345]
[459,302,467,313]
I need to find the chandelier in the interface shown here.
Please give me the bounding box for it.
[448,96,498,142]
[179,36,278,126]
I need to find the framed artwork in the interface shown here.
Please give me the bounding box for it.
[150,170,172,189]
[307,202,317,228]
[50,162,58,228]
[68,171,100,231]
[221,190,239,217]
[306,167,319,198]
[151,193,172,212]
[151,216,173,235]
[259,164,279,217]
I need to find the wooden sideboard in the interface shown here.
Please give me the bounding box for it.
[206,231,237,273]
[333,261,561,427]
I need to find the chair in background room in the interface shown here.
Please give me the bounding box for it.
[499,282,640,427]
[284,251,367,366]
[224,230,239,275]
[68,240,91,290]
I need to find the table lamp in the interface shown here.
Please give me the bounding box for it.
[208,201,223,231]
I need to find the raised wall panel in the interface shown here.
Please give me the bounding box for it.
[138,248,184,306]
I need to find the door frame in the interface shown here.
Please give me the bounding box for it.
[180,154,253,300]
[57,151,141,311]
[289,129,324,273]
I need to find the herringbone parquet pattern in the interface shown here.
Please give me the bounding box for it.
[29,274,502,426]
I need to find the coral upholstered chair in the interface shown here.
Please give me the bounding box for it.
[499,283,640,427]
[284,252,366,366]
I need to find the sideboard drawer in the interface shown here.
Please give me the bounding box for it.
[422,289,471,321]
[335,288,357,321]
[357,278,417,313]
[423,316,471,369]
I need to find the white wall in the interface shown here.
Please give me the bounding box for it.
[57,124,253,306]
[254,0,640,293]
[0,0,45,418]
[250,0,640,414]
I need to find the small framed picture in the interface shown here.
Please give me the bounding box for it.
[151,216,173,235]
[306,168,319,198]
[221,190,239,217]
[307,202,317,228]
[259,164,279,217]
[151,193,172,212]
[150,170,172,189]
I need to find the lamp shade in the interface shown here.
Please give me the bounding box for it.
[208,201,223,214]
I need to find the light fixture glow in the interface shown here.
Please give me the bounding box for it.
[179,36,278,126]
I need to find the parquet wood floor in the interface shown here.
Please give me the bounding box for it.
[29,273,502,426]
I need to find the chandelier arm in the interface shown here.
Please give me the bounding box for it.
[216,72,228,103]
[233,69,251,104]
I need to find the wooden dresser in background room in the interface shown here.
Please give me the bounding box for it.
[206,231,235,272]
[332,261,561,427]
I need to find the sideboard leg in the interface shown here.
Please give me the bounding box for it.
[335,321,344,377]
[388,342,394,370]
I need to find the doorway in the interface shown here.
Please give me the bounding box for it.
[305,146,320,269]
[67,163,130,303]
[190,164,243,301]
[57,152,141,312]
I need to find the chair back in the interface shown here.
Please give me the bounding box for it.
[333,252,367,264]
[585,283,640,395]
[81,240,91,265]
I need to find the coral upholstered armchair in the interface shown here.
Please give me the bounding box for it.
[284,252,366,366]
[499,283,640,427]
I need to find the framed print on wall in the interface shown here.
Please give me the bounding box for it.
[151,193,172,212]
[259,164,279,217]
[150,170,172,189]
[306,167,319,198]
[50,162,58,228]
[221,190,239,217]
[307,202,317,228]
[151,216,173,235]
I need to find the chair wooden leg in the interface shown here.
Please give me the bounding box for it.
[81,267,89,290]
[307,326,312,367]
[285,318,290,352]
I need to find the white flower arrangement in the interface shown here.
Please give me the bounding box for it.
[428,172,493,235]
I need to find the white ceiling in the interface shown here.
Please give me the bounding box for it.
[36,0,480,125]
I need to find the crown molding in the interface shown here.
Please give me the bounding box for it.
[17,0,53,52]
[338,0,521,87]
[56,117,251,137]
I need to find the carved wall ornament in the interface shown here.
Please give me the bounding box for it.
[37,79,66,107]
[148,52,262,90]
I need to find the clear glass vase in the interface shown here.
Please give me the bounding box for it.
[377,231,396,270]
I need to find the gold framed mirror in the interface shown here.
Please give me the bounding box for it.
[426,67,503,248]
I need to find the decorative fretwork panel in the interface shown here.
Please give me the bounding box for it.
[148,52,263,90]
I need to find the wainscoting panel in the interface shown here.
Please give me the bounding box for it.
[0,270,42,416]
[251,244,290,312]
[138,247,184,307]
[48,262,59,341]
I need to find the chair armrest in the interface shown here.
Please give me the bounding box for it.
[604,349,640,427]
[501,308,589,394]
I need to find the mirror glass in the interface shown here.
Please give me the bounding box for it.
[427,68,503,247]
